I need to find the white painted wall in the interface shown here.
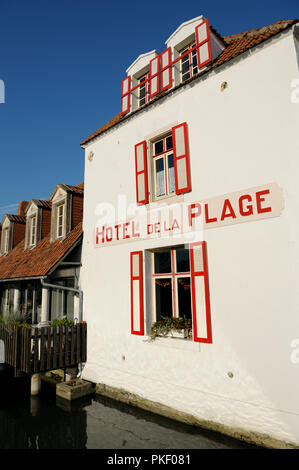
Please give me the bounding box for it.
[81,27,299,446]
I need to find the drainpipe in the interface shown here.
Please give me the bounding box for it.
[40,277,83,323]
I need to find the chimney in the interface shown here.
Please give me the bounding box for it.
[17,201,29,217]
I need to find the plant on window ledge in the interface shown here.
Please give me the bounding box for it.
[150,316,192,340]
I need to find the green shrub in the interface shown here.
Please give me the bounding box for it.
[50,318,74,327]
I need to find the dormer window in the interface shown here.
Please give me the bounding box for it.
[179,42,198,82]
[29,216,37,247]
[138,73,149,107]
[3,228,9,254]
[57,203,65,238]
[120,17,225,115]
[50,184,80,242]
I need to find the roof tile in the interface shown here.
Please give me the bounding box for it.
[0,223,83,280]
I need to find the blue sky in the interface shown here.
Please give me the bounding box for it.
[0,0,297,215]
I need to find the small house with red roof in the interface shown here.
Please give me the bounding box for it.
[0,183,84,325]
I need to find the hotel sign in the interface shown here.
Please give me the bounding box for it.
[94,183,284,247]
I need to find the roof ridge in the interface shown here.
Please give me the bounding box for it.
[223,19,297,42]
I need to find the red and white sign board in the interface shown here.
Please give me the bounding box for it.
[94,183,284,247]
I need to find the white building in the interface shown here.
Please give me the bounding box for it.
[80,16,299,448]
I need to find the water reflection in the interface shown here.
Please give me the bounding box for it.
[0,392,89,449]
[0,371,258,449]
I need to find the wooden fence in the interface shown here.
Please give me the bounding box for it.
[0,323,87,375]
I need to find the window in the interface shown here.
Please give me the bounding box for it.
[152,134,175,199]
[57,204,64,238]
[134,122,191,205]
[130,242,212,343]
[179,42,198,82]
[138,73,149,107]
[153,248,191,322]
[30,216,37,246]
[3,228,9,254]
[50,278,75,321]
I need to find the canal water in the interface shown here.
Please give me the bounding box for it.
[0,370,258,450]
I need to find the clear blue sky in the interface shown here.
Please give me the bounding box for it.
[0,0,297,215]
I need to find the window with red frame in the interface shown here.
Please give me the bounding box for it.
[179,42,198,82]
[152,134,175,199]
[134,121,191,205]
[153,247,192,321]
[130,242,212,343]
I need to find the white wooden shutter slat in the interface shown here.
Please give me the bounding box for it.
[130,251,144,336]
[172,122,191,194]
[121,76,131,115]
[195,19,212,69]
[134,141,149,205]
[160,48,172,91]
[190,241,212,343]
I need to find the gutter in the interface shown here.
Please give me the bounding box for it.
[41,277,83,323]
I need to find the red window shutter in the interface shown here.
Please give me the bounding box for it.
[160,48,172,91]
[121,76,131,115]
[134,141,149,205]
[172,122,191,194]
[149,56,160,99]
[195,19,212,69]
[190,241,212,343]
[130,251,144,336]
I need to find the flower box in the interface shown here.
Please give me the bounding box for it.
[150,316,192,341]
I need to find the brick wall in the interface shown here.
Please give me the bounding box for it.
[41,208,51,239]
[72,195,84,230]
[13,222,25,248]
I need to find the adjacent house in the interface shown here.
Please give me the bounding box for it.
[0,183,84,325]
[79,15,299,448]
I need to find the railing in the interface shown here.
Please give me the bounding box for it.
[0,323,87,376]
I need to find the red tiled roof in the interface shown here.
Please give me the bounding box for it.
[6,215,26,224]
[32,200,52,209]
[65,184,84,195]
[0,222,83,280]
[80,19,298,147]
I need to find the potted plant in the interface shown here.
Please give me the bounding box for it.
[150,316,192,340]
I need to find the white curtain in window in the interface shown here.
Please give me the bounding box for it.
[168,154,175,194]
[156,162,165,196]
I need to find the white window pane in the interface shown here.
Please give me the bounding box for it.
[155,159,165,197]
[168,154,175,194]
